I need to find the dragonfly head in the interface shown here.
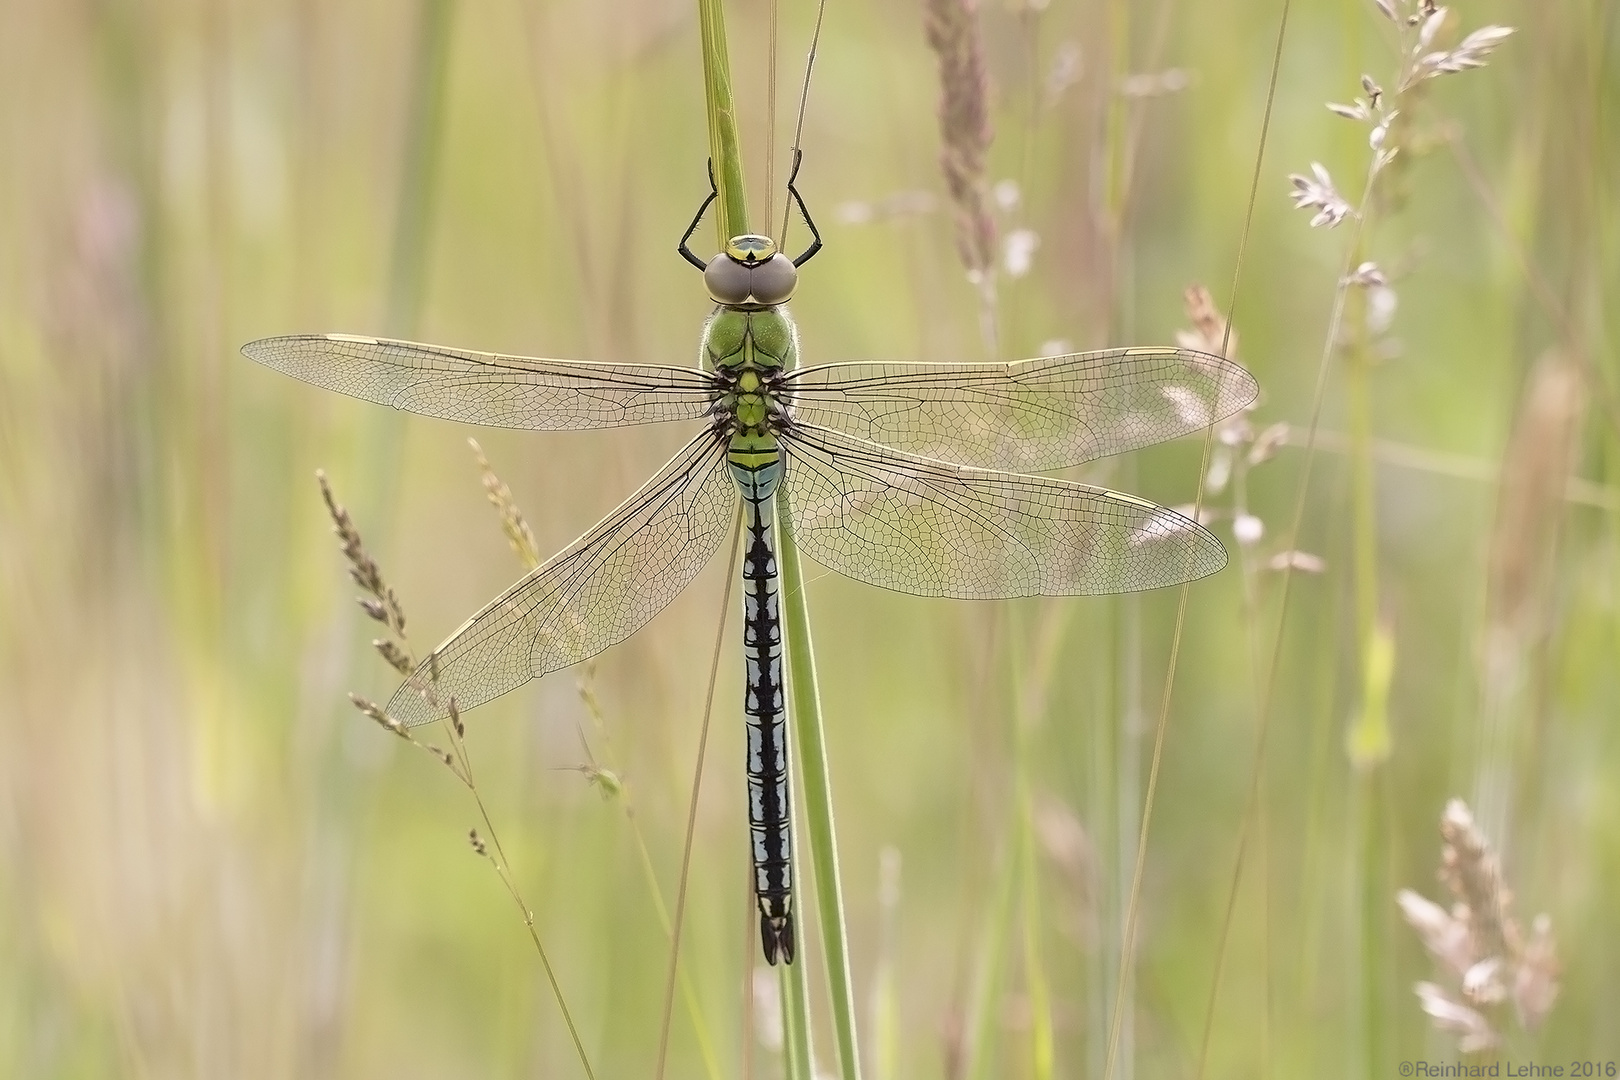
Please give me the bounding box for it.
[705,234,797,309]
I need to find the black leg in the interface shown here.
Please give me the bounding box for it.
[786,149,823,268]
[677,159,718,271]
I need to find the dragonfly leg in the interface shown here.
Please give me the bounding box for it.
[677,159,719,271]
[786,148,823,268]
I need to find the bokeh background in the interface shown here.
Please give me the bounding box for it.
[2,0,1615,1076]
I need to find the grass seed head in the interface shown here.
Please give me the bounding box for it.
[1486,352,1584,647]
[1288,163,1354,228]
[469,438,541,571]
[350,693,409,738]
[925,0,997,279]
[1400,799,1559,1051]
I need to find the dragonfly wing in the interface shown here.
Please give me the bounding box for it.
[387,431,735,726]
[243,334,715,429]
[781,347,1257,471]
[780,424,1225,599]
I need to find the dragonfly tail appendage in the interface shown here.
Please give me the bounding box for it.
[760,910,796,966]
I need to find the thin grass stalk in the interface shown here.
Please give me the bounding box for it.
[1008,614,1055,1080]
[1114,1,1296,1076]
[1113,592,1142,1080]
[570,682,724,1080]
[655,507,745,1080]
[320,472,595,1078]
[1016,777,1053,1080]
[1095,4,1136,1073]
[471,441,720,1077]
[442,716,598,1080]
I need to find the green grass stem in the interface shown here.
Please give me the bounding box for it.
[697,0,748,244]
[963,827,1016,1080]
[697,5,859,1077]
[386,0,455,337]
[781,925,815,1080]
[778,498,863,1080]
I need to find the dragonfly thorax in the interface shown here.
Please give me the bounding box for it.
[705,234,797,309]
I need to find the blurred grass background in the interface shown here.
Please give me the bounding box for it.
[1,0,1615,1076]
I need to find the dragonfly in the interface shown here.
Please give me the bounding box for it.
[243,155,1258,965]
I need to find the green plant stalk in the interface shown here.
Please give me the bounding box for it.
[1017,775,1054,1080]
[964,827,1016,1080]
[780,809,814,1080]
[1009,617,1054,1080]
[1345,266,1379,669]
[1343,239,1389,1080]
[358,0,455,529]
[386,0,455,338]
[695,3,859,1076]
[778,494,864,1080]
[630,815,724,1080]
[697,0,748,244]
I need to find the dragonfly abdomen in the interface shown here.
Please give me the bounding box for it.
[733,452,794,966]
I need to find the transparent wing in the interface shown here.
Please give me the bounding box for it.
[242,334,715,430]
[781,347,1257,471]
[780,424,1225,599]
[387,432,735,726]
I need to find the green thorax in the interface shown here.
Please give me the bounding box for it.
[703,306,798,455]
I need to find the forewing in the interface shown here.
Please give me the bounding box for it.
[782,347,1257,471]
[780,425,1225,599]
[243,334,715,429]
[387,432,734,726]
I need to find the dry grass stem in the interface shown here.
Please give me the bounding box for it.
[316,471,595,1077]
[1398,799,1560,1052]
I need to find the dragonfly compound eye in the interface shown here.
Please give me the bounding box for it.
[704,250,798,308]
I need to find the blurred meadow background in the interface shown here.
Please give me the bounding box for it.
[2,0,1617,1076]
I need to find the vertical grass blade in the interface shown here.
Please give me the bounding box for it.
[778,497,863,1080]
[386,0,455,337]
[781,860,816,1080]
[695,4,859,1078]
[697,0,748,243]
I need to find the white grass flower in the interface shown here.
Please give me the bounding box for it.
[1288,162,1354,228]
[1344,261,1387,287]
[1405,24,1515,89]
